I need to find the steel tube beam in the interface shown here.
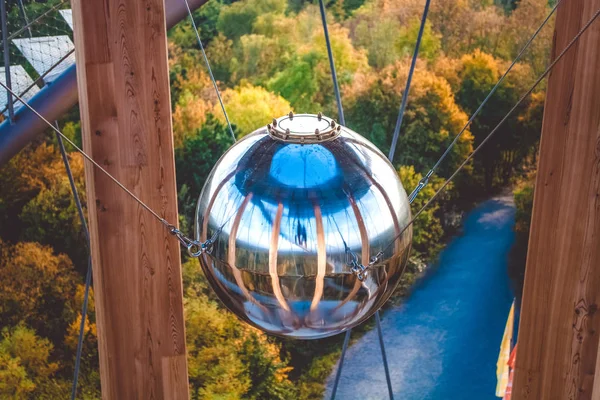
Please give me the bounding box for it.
[0,0,208,164]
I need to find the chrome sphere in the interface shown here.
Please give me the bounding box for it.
[195,113,412,339]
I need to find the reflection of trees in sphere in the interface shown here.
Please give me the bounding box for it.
[195,114,412,339]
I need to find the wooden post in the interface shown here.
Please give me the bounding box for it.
[513,0,600,399]
[71,0,189,398]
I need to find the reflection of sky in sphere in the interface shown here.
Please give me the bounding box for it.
[201,131,410,260]
[205,133,264,195]
[209,181,399,261]
[269,144,339,189]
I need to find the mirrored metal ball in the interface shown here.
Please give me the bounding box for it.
[195,113,412,339]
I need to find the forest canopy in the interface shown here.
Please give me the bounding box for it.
[0,0,551,398]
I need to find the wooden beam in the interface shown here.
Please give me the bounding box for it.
[512,0,600,399]
[71,0,189,398]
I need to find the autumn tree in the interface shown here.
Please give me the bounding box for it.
[217,0,288,40]
[352,16,440,69]
[0,144,64,242]
[0,143,88,271]
[63,286,101,399]
[184,268,296,399]
[0,325,69,398]
[19,153,88,271]
[0,240,79,343]
[455,50,536,190]
[214,84,291,136]
[344,61,473,179]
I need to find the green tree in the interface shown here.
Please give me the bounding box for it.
[508,176,535,306]
[217,0,288,40]
[455,50,535,190]
[0,325,69,399]
[398,165,448,259]
[175,114,235,229]
[230,33,293,85]
[268,52,322,112]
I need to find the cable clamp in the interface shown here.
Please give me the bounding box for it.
[168,225,213,258]
[349,260,368,282]
[369,251,384,266]
[408,169,434,203]
[345,247,369,281]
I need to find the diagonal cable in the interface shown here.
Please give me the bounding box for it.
[371,4,600,267]
[319,1,397,397]
[330,329,351,400]
[408,0,562,202]
[0,82,180,233]
[318,0,345,125]
[53,123,93,400]
[376,311,394,400]
[388,0,432,163]
[182,0,236,142]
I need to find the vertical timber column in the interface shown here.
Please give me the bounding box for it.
[512,0,600,399]
[71,0,189,398]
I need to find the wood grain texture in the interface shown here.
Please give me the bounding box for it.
[512,0,600,399]
[71,0,189,398]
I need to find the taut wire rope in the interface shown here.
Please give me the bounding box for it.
[318,0,345,126]
[317,8,352,396]
[182,0,236,143]
[0,0,597,395]
[407,0,563,203]
[376,311,394,400]
[0,83,212,254]
[320,0,430,396]
[388,0,431,164]
[368,4,600,271]
[51,123,92,400]
[329,329,351,399]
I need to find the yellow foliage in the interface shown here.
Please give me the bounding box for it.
[215,84,291,137]
[0,240,77,327]
[65,313,97,351]
[173,91,211,148]
[432,55,462,91]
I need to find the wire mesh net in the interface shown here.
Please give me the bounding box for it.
[0,0,73,115]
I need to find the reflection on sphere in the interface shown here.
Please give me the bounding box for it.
[195,114,412,339]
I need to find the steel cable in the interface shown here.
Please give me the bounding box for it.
[388,0,432,163]
[407,0,563,202]
[53,125,92,400]
[371,4,600,268]
[182,0,236,143]
[1,3,596,397]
